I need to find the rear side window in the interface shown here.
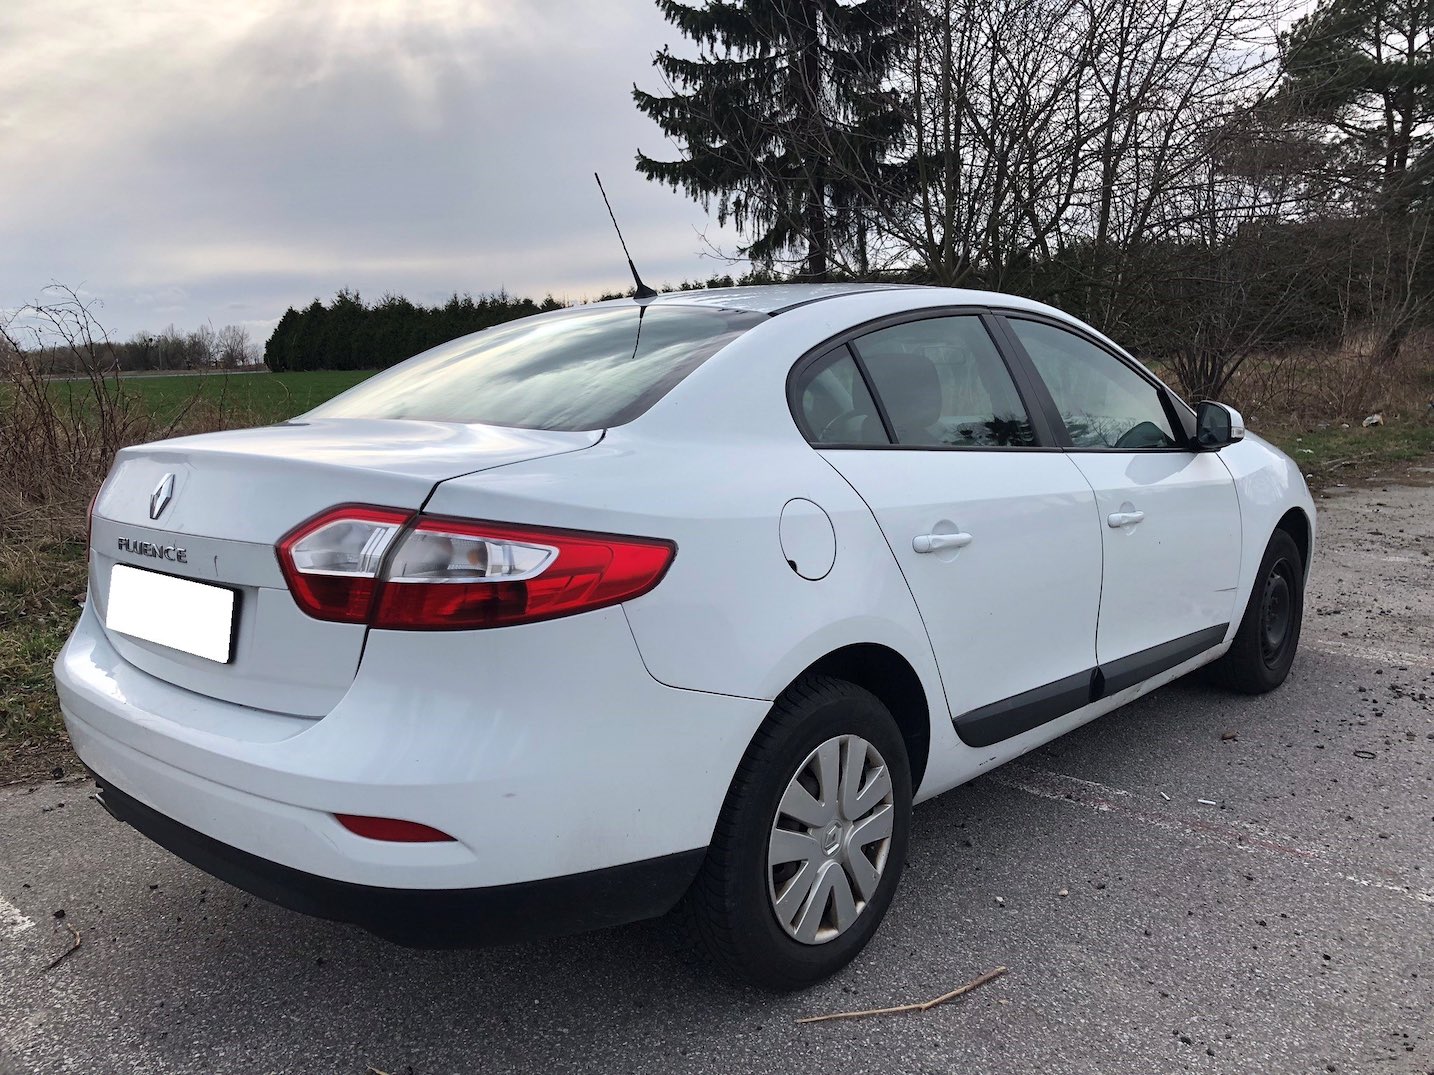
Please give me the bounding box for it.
[793,347,889,445]
[306,304,764,431]
[852,317,1036,447]
[1008,319,1178,449]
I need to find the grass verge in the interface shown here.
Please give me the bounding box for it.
[0,541,86,782]
[1259,420,1434,490]
[1,368,370,780]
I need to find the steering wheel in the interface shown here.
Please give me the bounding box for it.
[819,409,869,442]
[1114,420,1171,450]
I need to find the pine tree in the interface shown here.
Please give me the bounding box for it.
[633,0,909,279]
[264,308,299,372]
[1278,0,1433,210]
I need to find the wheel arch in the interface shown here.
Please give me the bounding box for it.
[777,643,932,791]
[1275,506,1312,579]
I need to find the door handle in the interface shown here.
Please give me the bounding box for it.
[913,532,974,553]
[1107,510,1146,528]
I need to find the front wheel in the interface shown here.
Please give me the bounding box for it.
[682,675,912,991]
[1212,529,1304,694]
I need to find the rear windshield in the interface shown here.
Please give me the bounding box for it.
[305,304,765,431]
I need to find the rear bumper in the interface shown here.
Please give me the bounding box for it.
[55,601,766,895]
[92,770,704,947]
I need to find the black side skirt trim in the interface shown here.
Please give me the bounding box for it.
[1098,623,1229,696]
[91,772,705,949]
[952,623,1229,748]
[954,670,1095,748]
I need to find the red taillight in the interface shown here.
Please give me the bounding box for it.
[276,505,413,623]
[335,814,455,842]
[276,508,675,630]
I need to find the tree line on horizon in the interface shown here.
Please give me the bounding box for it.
[1,315,261,375]
[263,290,563,373]
[261,273,783,373]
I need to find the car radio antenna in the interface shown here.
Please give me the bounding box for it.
[594,172,657,301]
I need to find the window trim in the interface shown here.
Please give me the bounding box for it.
[785,306,1062,451]
[992,311,1197,453]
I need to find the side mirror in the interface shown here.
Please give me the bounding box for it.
[1194,401,1245,450]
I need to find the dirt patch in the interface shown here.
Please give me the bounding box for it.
[0,739,77,787]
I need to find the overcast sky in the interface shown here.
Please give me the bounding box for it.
[0,0,742,344]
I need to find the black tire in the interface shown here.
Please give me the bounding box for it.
[1211,529,1304,694]
[681,675,912,991]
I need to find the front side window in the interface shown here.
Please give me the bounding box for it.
[1008,319,1179,450]
[852,316,1036,447]
[307,304,764,431]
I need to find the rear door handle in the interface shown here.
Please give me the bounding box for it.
[913,532,974,553]
[1107,510,1145,528]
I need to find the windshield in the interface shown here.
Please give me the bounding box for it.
[305,304,764,431]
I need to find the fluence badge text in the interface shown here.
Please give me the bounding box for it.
[117,537,188,563]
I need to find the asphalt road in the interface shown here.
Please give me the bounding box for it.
[2,481,1431,1075]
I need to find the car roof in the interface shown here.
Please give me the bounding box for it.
[591,283,927,315]
[591,282,1069,318]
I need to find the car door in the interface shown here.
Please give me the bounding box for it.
[792,311,1104,748]
[999,315,1242,690]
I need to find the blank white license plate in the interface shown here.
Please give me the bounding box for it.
[106,564,236,664]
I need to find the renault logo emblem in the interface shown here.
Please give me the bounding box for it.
[150,473,175,520]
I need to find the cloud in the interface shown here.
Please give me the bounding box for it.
[0,0,741,340]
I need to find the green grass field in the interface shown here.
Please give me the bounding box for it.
[1267,420,1434,484]
[50,369,375,426]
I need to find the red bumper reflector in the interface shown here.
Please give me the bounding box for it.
[335,814,456,843]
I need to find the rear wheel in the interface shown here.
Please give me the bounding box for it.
[1212,529,1304,694]
[683,675,912,990]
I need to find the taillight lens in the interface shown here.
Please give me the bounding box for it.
[276,505,413,623]
[276,508,675,630]
[374,517,675,630]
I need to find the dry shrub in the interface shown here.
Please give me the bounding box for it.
[1222,328,1433,429]
[1,291,272,753]
[1,290,261,563]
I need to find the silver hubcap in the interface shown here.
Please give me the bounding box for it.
[767,735,894,945]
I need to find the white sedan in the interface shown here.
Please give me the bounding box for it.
[56,283,1313,989]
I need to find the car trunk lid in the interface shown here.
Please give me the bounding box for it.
[88,419,599,716]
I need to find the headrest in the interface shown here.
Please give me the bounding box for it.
[864,346,943,439]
